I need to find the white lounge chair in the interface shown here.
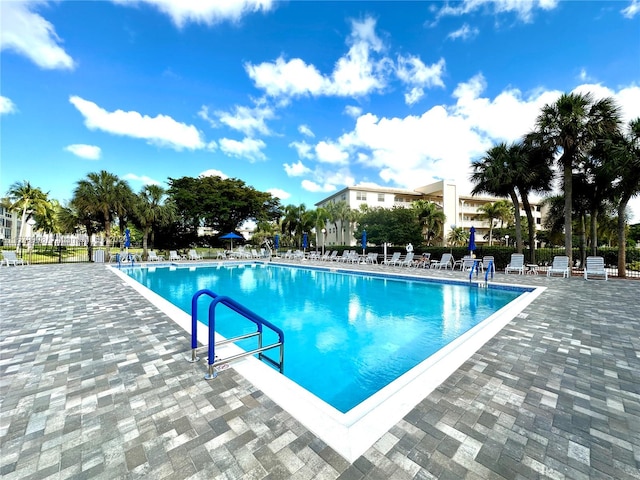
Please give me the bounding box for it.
[324,251,338,261]
[482,256,495,274]
[399,252,415,267]
[148,250,164,261]
[382,251,401,265]
[461,257,479,272]
[169,250,184,261]
[505,253,525,274]
[432,253,453,269]
[547,255,569,278]
[188,249,203,260]
[1,250,28,266]
[365,252,379,264]
[584,256,608,280]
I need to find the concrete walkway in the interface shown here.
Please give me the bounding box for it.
[1,262,638,479]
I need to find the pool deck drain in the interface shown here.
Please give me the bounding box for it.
[1,261,639,479]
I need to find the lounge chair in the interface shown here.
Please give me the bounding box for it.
[481,256,495,274]
[169,250,185,261]
[454,255,472,270]
[505,253,525,275]
[1,250,28,266]
[365,252,379,264]
[584,256,608,280]
[547,255,569,278]
[188,249,203,260]
[324,251,338,261]
[399,252,415,267]
[148,250,164,261]
[432,253,453,269]
[461,257,479,272]
[382,252,401,265]
[415,253,431,268]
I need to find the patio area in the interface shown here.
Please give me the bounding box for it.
[1,262,638,479]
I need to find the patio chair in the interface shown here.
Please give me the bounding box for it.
[169,250,185,261]
[481,256,495,274]
[366,252,379,264]
[505,253,525,275]
[382,251,401,265]
[414,253,431,268]
[148,250,164,261]
[1,250,28,266]
[324,251,338,261]
[399,252,415,267]
[187,249,203,261]
[432,253,453,269]
[547,255,569,278]
[584,256,608,281]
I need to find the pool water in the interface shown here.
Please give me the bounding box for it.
[124,263,525,412]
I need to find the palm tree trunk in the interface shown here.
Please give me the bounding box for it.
[590,210,598,256]
[563,157,573,264]
[520,193,536,264]
[509,191,523,253]
[578,212,586,269]
[617,197,630,278]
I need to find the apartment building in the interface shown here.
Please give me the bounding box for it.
[315,180,545,247]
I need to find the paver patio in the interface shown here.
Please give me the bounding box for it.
[1,262,638,479]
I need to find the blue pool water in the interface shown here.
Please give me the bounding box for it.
[124,263,526,412]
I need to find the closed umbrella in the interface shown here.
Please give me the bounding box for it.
[219,231,243,250]
[361,230,367,254]
[302,233,308,251]
[274,234,279,253]
[468,226,477,255]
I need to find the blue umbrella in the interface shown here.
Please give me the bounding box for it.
[124,228,131,248]
[302,233,308,250]
[468,226,476,253]
[220,231,243,250]
[361,230,367,254]
[274,234,279,250]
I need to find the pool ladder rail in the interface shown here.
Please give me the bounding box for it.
[188,289,285,379]
[468,259,494,286]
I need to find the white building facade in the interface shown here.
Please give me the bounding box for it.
[315,181,546,247]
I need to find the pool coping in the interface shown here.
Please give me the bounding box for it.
[109,262,545,462]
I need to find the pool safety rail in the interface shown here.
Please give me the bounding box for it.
[484,260,494,283]
[189,289,285,379]
[468,259,481,282]
[468,259,494,285]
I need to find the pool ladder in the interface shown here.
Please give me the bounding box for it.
[188,289,285,379]
[469,260,494,286]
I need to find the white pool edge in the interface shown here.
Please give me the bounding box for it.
[109,264,545,462]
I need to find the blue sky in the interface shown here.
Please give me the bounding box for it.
[2,0,640,221]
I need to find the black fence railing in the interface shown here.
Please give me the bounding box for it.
[1,239,638,278]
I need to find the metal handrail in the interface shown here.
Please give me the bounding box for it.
[484,260,494,283]
[468,259,480,281]
[189,289,285,379]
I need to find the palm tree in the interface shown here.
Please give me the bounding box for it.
[470,143,524,253]
[447,226,468,247]
[6,180,51,242]
[325,200,351,245]
[304,207,330,252]
[531,92,621,264]
[133,185,175,259]
[476,202,503,246]
[73,171,133,259]
[412,199,445,246]
[608,118,640,277]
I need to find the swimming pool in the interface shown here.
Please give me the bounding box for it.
[113,261,544,461]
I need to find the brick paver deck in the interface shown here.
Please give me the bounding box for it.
[1,262,638,479]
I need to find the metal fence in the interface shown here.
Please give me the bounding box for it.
[1,239,638,279]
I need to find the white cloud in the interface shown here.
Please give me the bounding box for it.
[199,169,228,179]
[298,124,314,137]
[622,0,640,18]
[246,16,391,100]
[267,187,290,200]
[344,105,363,118]
[315,141,349,165]
[121,173,163,186]
[0,96,16,115]
[64,144,101,160]
[283,160,311,177]
[212,103,275,136]
[301,179,336,193]
[289,140,314,160]
[218,137,266,161]
[69,96,206,150]
[396,56,445,88]
[0,1,75,70]
[404,87,425,106]
[447,23,479,41]
[111,0,275,27]
[436,0,559,22]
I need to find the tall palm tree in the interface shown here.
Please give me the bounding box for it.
[412,199,445,246]
[6,180,51,241]
[447,226,468,247]
[133,185,175,259]
[304,207,330,252]
[470,143,524,253]
[476,202,503,246]
[73,171,133,258]
[531,92,621,264]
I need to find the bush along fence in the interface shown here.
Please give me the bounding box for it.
[1,239,638,279]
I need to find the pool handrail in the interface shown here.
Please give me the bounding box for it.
[484,260,494,283]
[190,289,285,379]
[468,259,480,282]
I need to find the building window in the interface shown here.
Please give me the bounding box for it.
[378,193,384,202]
[536,218,541,225]
[356,191,367,201]
[341,194,346,201]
